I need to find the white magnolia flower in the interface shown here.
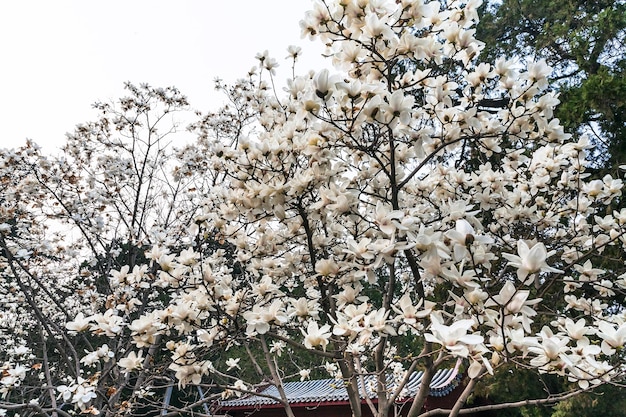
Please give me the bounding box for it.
[573,260,604,282]
[302,321,332,351]
[562,318,592,340]
[314,68,333,100]
[525,59,551,87]
[66,312,92,333]
[12,345,30,356]
[445,219,493,261]
[424,316,483,357]
[270,340,286,356]
[299,369,311,381]
[233,380,247,394]
[386,90,414,126]
[286,45,302,61]
[391,293,431,325]
[315,258,340,276]
[225,358,241,371]
[374,202,404,236]
[502,240,563,284]
[528,327,570,368]
[596,321,626,355]
[118,351,144,374]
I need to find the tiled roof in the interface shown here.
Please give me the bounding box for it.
[221,363,462,409]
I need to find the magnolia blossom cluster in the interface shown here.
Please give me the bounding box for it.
[0,364,28,399]
[56,378,99,414]
[2,0,626,416]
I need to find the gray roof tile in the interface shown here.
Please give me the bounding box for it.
[221,365,462,408]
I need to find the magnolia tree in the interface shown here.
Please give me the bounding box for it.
[0,83,202,416]
[2,0,626,416]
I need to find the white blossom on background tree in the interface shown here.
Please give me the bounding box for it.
[2,1,626,417]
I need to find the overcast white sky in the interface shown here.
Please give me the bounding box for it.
[0,1,326,153]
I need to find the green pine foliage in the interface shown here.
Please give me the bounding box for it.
[551,384,626,417]
[477,0,626,168]
[475,3,626,415]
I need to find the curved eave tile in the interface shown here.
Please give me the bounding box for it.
[221,363,462,408]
